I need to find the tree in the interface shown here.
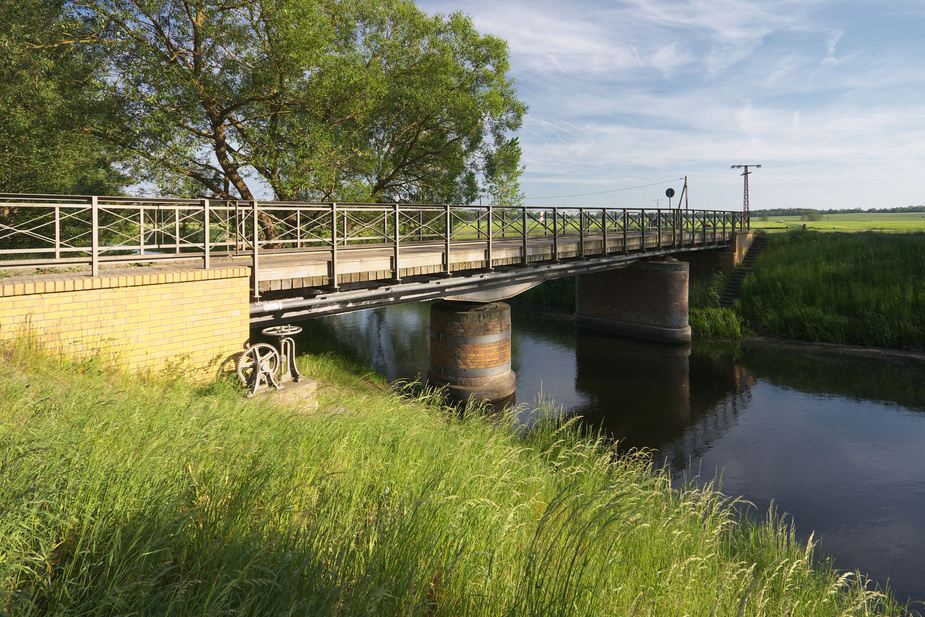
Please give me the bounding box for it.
[0,0,128,195]
[76,0,526,205]
[483,137,524,208]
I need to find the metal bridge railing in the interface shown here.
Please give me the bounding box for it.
[1,193,746,292]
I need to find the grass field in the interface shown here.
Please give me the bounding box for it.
[751,212,925,233]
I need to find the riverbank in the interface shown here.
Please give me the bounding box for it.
[736,231,925,349]
[0,337,913,615]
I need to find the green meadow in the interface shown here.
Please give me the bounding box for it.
[751,211,925,233]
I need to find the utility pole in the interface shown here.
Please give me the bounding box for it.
[731,164,760,228]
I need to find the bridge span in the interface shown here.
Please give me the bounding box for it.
[1,194,753,400]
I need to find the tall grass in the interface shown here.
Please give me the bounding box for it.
[0,341,910,615]
[689,270,750,339]
[737,231,925,348]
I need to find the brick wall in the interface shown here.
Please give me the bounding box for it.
[0,266,251,375]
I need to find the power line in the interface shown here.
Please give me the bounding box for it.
[523,177,684,201]
[781,131,925,168]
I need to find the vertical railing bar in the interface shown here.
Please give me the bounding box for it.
[622,210,628,254]
[331,203,339,289]
[252,200,260,298]
[203,198,210,269]
[394,203,401,282]
[297,208,301,248]
[139,207,145,256]
[552,206,559,261]
[174,203,180,254]
[579,208,585,258]
[601,208,608,256]
[90,196,99,276]
[641,210,646,251]
[657,209,662,249]
[487,203,493,270]
[522,206,528,265]
[54,205,61,259]
[445,204,452,275]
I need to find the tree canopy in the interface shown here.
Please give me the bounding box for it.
[69,0,526,204]
[0,0,128,194]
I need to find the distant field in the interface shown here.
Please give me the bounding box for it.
[751,212,925,233]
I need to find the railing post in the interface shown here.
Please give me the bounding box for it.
[657,209,662,248]
[444,204,452,275]
[394,203,401,281]
[641,210,646,251]
[252,200,260,298]
[174,203,181,254]
[486,203,494,270]
[331,203,339,290]
[139,207,145,256]
[91,196,99,276]
[522,206,528,265]
[601,208,608,256]
[203,198,210,269]
[579,208,585,258]
[552,206,559,261]
[623,210,628,254]
[54,205,61,260]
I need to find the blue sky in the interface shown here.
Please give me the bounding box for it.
[416,0,925,211]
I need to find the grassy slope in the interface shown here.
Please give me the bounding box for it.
[738,231,925,349]
[0,337,911,616]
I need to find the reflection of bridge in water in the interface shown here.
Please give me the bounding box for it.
[573,334,754,474]
[1,194,754,399]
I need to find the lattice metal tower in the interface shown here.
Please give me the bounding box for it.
[731,164,761,217]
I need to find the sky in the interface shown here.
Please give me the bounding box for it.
[415,0,925,211]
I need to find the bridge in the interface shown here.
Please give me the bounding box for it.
[0,193,753,401]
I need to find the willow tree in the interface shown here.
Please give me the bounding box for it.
[78,0,525,204]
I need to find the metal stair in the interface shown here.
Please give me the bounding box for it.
[719,235,769,308]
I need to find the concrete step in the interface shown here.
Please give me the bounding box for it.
[718,235,769,308]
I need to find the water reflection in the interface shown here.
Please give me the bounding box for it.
[312,302,925,604]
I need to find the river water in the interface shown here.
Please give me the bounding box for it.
[307,302,925,605]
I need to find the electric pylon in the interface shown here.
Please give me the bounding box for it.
[731,164,760,224]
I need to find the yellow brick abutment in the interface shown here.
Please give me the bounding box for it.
[0,266,251,376]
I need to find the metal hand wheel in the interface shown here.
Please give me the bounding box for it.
[236,343,282,395]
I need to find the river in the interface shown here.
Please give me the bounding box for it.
[301,301,925,606]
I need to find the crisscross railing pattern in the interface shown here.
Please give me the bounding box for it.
[1,193,746,295]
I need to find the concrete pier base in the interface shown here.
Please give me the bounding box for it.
[575,259,692,344]
[428,300,516,404]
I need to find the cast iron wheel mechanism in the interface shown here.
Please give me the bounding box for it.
[261,324,302,337]
[236,343,281,394]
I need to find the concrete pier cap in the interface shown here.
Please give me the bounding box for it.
[575,258,692,344]
[427,300,516,404]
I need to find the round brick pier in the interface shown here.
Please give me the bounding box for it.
[575,259,692,343]
[428,300,516,403]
